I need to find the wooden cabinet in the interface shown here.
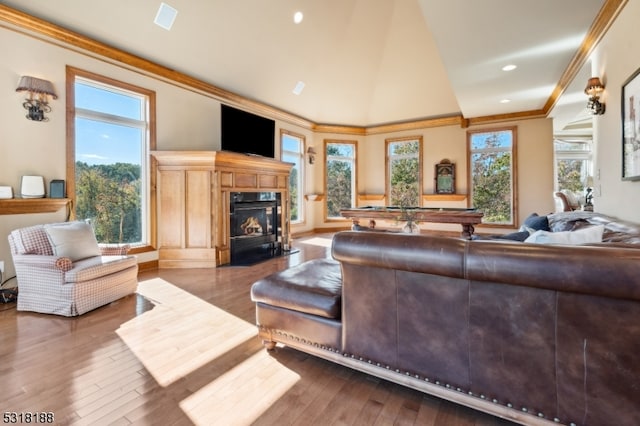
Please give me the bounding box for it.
[151,151,292,267]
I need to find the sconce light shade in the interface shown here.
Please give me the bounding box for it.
[16,76,57,121]
[584,77,604,96]
[307,146,317,164]
[584,175,594,188]
[584,77,605,115]
[16,76,58,99]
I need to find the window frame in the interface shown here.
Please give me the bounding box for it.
[466,126,518,227]
[324,139,357,221]
[553,138,593,193]
[65,66,157,253]
[385,136,423,208]
[280,129,306,225]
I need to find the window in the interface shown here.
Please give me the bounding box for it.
[468,128,517,225]
[554,138,592,198]
[386,137,422,207]
[281,130,305,224]
[325,140,356,219]
[66,67,156,248]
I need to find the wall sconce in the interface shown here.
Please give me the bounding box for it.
[307,146,317,164]
[585,77,605,115]
[15,76,58,122]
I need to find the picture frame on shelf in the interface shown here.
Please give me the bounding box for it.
[622,66,640,181]
[435,160,455,194]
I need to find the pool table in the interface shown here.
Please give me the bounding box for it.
[340,206,484,239]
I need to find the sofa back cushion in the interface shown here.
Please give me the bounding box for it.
[44,222,101,261]
[10,225,53,256]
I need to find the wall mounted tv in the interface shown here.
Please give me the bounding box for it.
[221,104,275,158]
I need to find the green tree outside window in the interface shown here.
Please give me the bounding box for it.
[469,129,515,225]
[282,132,304,223]
[72,73,152,245]
[388,139,421,207]
[326,142,355,218]
[75,162,141,243]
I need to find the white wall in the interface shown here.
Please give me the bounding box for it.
[589,0,640,221]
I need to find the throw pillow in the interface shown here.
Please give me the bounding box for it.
[496,231,530,242]
[521,213,550,232]
[44,222,101,261]
[524,225,605,245]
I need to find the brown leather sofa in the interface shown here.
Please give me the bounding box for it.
[251,231,640,425]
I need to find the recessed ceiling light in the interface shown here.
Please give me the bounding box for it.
[293,81,305,95]
[500,99,511,103]
[293,11,304,24]
[155,3,178,30]
[502,64,517,71]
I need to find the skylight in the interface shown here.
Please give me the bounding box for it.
[293,81,305,95]
[154,3,178,31]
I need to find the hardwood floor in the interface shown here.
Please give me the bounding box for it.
[0,233,515,425]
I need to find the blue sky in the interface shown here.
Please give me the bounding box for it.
[75,82,143,166]
[470,130,512,150]
[76,118,142,165]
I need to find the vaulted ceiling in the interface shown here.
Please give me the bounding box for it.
[1,0,615,131]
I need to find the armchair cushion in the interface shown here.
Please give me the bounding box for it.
[65,255,137,283]
[44,222,101,261]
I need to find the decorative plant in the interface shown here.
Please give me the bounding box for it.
[396,207,421,234]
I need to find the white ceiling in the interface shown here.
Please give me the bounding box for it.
[2,0,606,129]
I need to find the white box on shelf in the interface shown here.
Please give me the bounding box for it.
[20,176,45,198]
[0,186,13,199]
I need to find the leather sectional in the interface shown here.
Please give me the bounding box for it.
[251,215,640,425]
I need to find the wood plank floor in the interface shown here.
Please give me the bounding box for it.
[0,233,516,425]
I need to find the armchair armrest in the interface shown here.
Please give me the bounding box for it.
[99,244,131,256]
[11,254,73,272]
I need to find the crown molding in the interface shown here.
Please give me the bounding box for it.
[543,0,627,113]
[0,1,628,136]
[0,4,314,130]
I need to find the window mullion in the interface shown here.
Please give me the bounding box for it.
[76,108,146,129]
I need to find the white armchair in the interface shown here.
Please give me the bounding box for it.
[554,190,581,212]
[8,221,138,316]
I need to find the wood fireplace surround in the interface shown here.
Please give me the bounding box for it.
[151,151,292,267]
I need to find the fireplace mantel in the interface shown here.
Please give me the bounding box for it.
[151,150,292,267]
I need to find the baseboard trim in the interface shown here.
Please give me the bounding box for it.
[137,259,158,273]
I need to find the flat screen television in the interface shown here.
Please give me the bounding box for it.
[221,104,275,158]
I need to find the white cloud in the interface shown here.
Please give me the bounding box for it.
[81,154,109,160]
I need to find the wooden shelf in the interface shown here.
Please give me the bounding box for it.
[423,194,467,202]
[358,194,385,201]
[0,198,70,215]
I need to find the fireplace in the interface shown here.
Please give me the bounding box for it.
[230,192,282,264]
[152,150,292,268]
